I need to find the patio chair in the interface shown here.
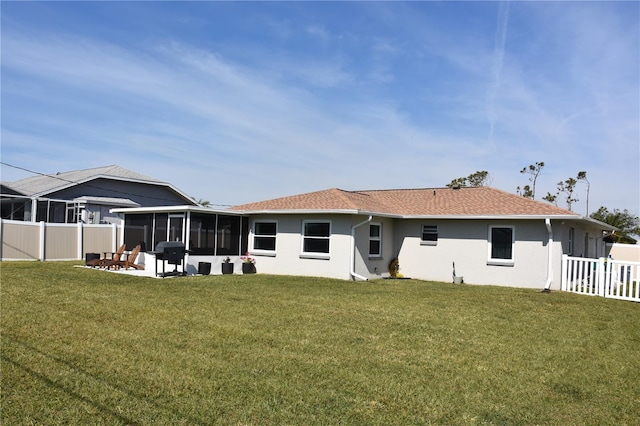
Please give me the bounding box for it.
[87,244,126,268]
[105,245,144,270]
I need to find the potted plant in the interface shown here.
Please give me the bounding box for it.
[221,257,234,275]
[240,252,256,274]
[389,257,400,278]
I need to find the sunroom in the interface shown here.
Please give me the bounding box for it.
[111,205,248,276]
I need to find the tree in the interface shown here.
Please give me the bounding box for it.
[542,191,558,205]
[590,207,640,244]
[197,199,211,207]
[446,170,491,188]
[446,177,468,188]
[519,161,544,199]
[516,185,534,198]
[557,177,578,211]
[577,171,590,216]
[466,170,491,187]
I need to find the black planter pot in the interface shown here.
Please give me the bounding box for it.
[222,263,234,275]
[242,263,256,274]
[198,262,212,275]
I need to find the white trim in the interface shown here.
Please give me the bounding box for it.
[368,222,382,257]
[301,219,331,258]
[39,221,46,260]
[168,213,186,242]
[232,209,583,221]
[111,205,244,215]
[113,222,119,253]
[487,225,515,266]
[300,253,331,260]
[77,221,83,260]
[251,220,278,255]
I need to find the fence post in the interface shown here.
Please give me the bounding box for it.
[112,223,118,252]
[598,257,605,297]
[561,254,568,291]
[39,221,46,261]
[77,221,83,261]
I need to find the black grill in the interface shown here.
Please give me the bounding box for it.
[152,241,187,277]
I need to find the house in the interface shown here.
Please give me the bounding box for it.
[112,186,615,289]
[1,165,197,224]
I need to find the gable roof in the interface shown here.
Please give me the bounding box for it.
[4,165,162,196]
[2,165,196,205]
[230,187,582,219]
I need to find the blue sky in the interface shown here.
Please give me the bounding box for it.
[1,1,638,215]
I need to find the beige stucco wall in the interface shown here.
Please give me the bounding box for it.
[391,219,558,289]
[352,216,396,279]
[241,215,607,290]
[248,214,356,280]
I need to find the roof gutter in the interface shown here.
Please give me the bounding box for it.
[543,218,553,292]
[350,215,372,281]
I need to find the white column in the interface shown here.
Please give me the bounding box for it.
[39,221,46,261]
[112,223,119,252]
[31,198,38,222]
[77,221,83,260]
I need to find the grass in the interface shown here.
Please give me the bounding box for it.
[2,261,639,425]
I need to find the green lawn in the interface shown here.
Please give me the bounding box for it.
[2,262,639,425]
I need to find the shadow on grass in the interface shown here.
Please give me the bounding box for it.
[3,334,209,425]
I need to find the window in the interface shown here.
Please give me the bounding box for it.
[421,225,438,245]
[169,214,184,242]
[154,213,168,246]
[568,227,575,256]
[302,221,331,256]
[488,226,514,265]
[189,214,216,255]
[369,223,382,257]
[216,215,241,256]
[36,200,67,223]
[253,221,277,252]
[124,214,153,251]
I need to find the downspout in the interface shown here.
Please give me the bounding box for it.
[543,218,553,292]
[350,215,372,281]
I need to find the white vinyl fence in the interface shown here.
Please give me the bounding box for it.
[561,254,640,303]
[0,219,120,261]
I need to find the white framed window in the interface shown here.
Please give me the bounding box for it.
[253,221,277,254]
[421,225,438,246]
[488,225,515,265]
[301,220,331,258]
[369,223,382,257]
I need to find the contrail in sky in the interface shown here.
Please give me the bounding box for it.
[486,1,510,147]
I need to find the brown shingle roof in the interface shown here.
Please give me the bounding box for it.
[231,187,578,217]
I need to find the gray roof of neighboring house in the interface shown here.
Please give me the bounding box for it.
[1,164,197,205]
[3,165,162,197]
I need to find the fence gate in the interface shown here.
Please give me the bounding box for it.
[561,255,640,303]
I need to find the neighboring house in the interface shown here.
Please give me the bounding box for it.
[113,186,615,290]
[1,165,197,225]
[607,243,640,263]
